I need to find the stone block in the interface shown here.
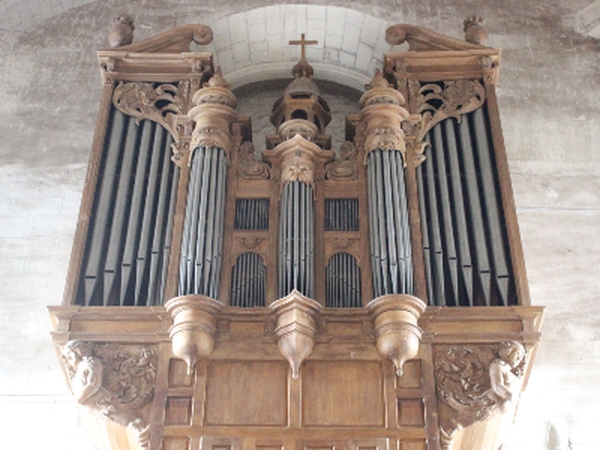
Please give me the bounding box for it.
[341,23,360,53]
[356,43,372,71]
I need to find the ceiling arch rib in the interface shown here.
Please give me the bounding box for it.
[202,5,393,90]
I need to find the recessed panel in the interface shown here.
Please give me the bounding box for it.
[399,399,424,427]
[205,361,287,426]
[303,361,384,427]
[165,397,192,426]
[396,360,422,389]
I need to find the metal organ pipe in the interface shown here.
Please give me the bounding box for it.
[78,109,178,307]
[278,181,314,298]
[417,109,516,307]
[367,150,413,298]
[179,146,228,299]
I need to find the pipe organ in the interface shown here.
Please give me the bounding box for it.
[50,19,544,450]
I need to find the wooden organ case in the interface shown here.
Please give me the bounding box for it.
[49,19,544,450]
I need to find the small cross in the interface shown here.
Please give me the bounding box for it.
[289,33,318,60]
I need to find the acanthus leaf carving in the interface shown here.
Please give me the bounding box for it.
[434,341,527,450]
[325,141,358,180]
[113,80,190,144]
[61,340,157,449]
[405,78,485,164]
[237,141,271,180]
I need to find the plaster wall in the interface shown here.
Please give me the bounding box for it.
[0,1,599,449]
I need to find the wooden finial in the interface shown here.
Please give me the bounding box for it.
[289,33,318,60]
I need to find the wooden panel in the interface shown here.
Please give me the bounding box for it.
[205,361,287,426]
[326,321,364,336]
[400,441,426,450]
[169,359,192,387]
[303,361,384,427]
[164,438,190,450]
[396,360,422,389]
[165,397,192,426]
[399,399,425,427]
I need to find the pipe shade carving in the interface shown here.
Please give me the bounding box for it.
[269,289,323,379]
[367,294,426,376]
[165,294,223,375]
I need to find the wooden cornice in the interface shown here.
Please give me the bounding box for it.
[97,24,215,84]
[384,24,502,84]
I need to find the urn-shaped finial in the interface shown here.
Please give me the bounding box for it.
[367,294,426,376]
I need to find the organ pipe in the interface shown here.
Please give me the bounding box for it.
[78,108,178,306]
[367,150,413,298]
[417,109,517,306]
[178,146,228,299]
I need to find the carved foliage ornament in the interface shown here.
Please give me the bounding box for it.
[237,141,271,180]
[404,78,485,163]
[434,341,526,450]
[325,141,358,180]
[113,80,190,144]
[61,340,157,448]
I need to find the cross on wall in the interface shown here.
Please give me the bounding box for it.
[289,33,318,60]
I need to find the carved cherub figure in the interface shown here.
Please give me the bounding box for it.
[62,340,103,404]
[487,341,525,412]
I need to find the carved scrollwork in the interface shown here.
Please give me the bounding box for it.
[434,341,527,450]
[405,78,485,163]
[325,141,358,180]
[113,80,190,143]
[61,340,157,449]
[235,236,267,250]
[236,141,271,180]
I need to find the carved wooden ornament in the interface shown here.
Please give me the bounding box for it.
[269,289,323,379]
[367,294,426,376]
[61,341,157,449]
[165,294,223,375]
[434,341,527,449]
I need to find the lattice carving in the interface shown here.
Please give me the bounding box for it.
[236,141,271,180]
[434,341,526,450]
[403,78,485,163]
[61,341,157,449]
[113,80,190,143]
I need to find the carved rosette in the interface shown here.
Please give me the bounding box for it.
[187,68,238,164]
[60,340,157,448]
[270,289,323,379]
[165,294,223,375]
[434,341,527,450]
[359,75,411,163]
[366,294,426,376]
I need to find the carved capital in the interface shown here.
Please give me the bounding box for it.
[266,134,332,188]
[366,294,426,376]
[359,72,411,161]
[61,341,157,449]
[270,289,323,379]
[187,70,237,160]
[434,341,527,450]
[165,294,223,375]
